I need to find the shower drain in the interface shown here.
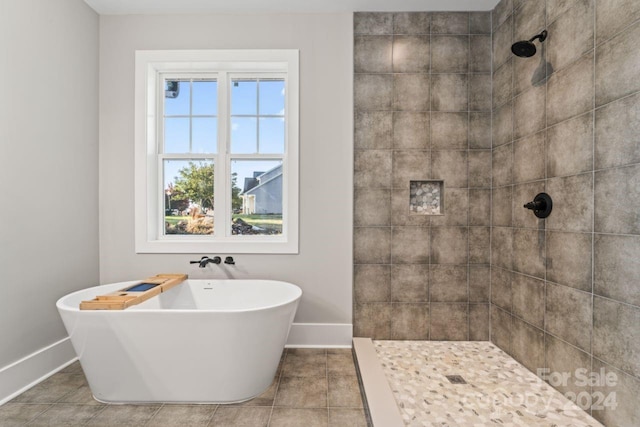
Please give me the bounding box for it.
[445,375,467,384]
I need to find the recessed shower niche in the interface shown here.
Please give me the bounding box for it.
[409,180,444,215]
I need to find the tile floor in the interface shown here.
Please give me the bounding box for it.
[375,341,602,427]
[0,348,367,426]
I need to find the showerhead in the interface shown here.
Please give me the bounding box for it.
[511,30,548,58]
[511,40,537,57]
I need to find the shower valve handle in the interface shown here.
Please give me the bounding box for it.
[524,193,553,219]
[524,200,544,210]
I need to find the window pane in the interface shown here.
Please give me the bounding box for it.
[164,159,214,235]
[231,79,257,115]
[192,117,217,153]
[192,80,217,115]
[231,159,283,236]
[259,79,285,115]
[164,80,189,116]
[164,117,190,153]
[259,117,285,154]
[231,117,257,154]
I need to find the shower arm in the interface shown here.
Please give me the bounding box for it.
[529,30,548,43]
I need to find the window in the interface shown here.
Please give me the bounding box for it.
[135,50,299,253]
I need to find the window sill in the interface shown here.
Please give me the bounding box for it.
[135,237,299,254]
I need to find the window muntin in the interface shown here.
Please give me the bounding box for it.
[135,49,299,254]
[230,78,286,154]
[163,78,218,154]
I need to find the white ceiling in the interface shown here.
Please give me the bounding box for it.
[84,0,500,15]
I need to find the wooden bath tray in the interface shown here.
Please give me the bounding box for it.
[79,273,188,310]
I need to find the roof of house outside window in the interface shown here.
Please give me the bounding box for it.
[241,164,283,196]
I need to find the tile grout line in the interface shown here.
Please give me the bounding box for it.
[590,1,597,416]
[589,1,598,415]
[82,403,108,426]
[266,348,287,427]
[507,0,515,356]
[427,10,433,342]
[388,17,396,341]
[326,348,330,424]
[488,5,494,346]
[206,402,219,426]
[466,16,471,341]
[142,403,164,426]
[543,0,549,375]
[22,403,55,426]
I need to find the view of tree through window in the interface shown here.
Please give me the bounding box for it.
[164,160,215,235]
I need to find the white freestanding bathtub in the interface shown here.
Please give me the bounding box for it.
[56,279,301,404]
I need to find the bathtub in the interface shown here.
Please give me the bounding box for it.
[56,279,301,404]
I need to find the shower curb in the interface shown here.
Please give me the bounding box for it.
[352,338,404,427]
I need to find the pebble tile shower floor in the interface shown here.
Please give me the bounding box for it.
[0,349,366,426]
[374,341,602,427]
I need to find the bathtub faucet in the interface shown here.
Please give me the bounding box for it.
[190,256,221,268]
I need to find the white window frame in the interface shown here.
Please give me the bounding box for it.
[134,50,299,254]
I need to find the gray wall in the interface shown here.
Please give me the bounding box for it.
[490,0,640,425]
[99,13,354,327]
[353,12,493,340]
[0,0,99,367]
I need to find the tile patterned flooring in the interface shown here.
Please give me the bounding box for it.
[375,341,602,427]
[0,348,367,426]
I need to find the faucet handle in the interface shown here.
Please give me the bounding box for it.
[224,256,235,265]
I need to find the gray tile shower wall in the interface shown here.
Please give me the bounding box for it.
[490,0,640,425]
[353,12,492,341]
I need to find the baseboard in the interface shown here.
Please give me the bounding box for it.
[0,337,77,405]
[285,323,352,348]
